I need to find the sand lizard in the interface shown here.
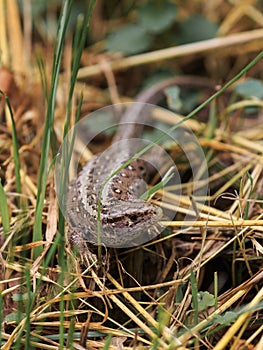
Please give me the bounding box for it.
[67,76,212,250]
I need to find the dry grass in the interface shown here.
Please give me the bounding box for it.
[0,1,263,349]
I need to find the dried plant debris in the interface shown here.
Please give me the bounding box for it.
[1,1,263,349]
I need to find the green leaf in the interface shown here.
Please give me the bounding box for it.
[105,24,152,54]
[176,15,218,44]
[234,78,263,99]
[12,291,34,302]
[165,86,182,110]
[138,1,177,33]
[214,311,238,325]
[4,312,26,323]
[196,291,215,311]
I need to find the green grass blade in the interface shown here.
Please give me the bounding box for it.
[0,292,2,346]
[190,268,199,326]
[0,178,10,236]
[103,334,113,349]
[32,0,73,259]
[36,54,49,103]
[140,171,174,200]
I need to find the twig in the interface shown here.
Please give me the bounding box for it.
[78,29,263,79]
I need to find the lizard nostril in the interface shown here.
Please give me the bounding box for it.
[129,214,138,222]
[106,217,115,224]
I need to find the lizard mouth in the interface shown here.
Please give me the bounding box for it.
[102,206,162,229]
[96,206,163,247]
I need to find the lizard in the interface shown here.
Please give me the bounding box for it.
[66,76,213,252]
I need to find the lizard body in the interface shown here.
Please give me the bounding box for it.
[67,76,212,248]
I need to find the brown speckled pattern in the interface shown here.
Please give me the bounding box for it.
[67,143,162,247]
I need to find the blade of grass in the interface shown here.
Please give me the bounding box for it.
[103,334,113,350]
[140,170,174,201]
[32,0,73,259]
[0,293,2,347]
[0,92,21,196]
[190,268,199,326]
[24,269,33,350]
[36,54,49,105]
[0,178,10,237]
[243,172,254,220]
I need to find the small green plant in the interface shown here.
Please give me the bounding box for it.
[105,0,218,54]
